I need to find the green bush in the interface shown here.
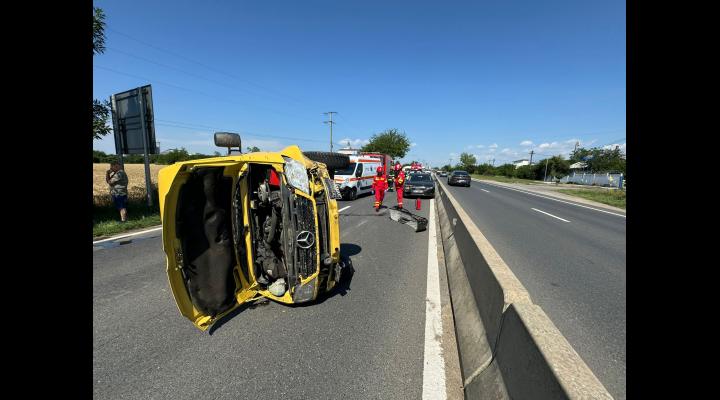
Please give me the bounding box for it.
[93,148,216,165]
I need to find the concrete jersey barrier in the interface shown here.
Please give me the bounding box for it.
[435,178,613,399]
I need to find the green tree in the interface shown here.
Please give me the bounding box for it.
[93,150,107,163]
[93,99,112,140]
[93,7,106,55]
[246,146,261,152]
[361,128,411,158]
[475,163,495,175]
[156,148,190,164]
[496,163,516,178]
[570,147,625,174]
[540,155,571,180]
[515,165,536,179]
[93,7,112,140]
[459,152,477,170]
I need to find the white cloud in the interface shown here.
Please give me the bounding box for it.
[501,148,511,154]
[476,144,485,148]
[602,143,627,152]
[489,143,498,148]
[520,140,533,146]
[411,142,418,147]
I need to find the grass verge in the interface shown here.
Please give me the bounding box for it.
[556,189,626,209]
[93,214,161,238]
[93,187,161,238]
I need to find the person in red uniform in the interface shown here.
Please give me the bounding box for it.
[393,162,406,208]
[372,166,388,211]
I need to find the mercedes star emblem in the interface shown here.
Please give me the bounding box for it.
[296,230,315,249]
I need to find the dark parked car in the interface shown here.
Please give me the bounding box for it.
[403,172,436,198]
[448,170,471,186]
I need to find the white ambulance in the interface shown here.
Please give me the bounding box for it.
[333,154,383,200]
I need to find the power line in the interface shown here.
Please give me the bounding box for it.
[105,46,293,103]
[154,119,327,143]
[106,26,306,104]
[94,65,317,123]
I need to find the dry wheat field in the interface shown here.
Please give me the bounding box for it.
[93,163,163,204]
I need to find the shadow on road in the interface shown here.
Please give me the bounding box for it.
[208,243,361,334]
[294,243,358,306]
[340,205,391,217]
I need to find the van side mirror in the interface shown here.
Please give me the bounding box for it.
[214,132,242,155]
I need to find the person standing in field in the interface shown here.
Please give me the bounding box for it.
[106,161,129,222]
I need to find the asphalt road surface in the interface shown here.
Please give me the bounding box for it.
[440,178,626,399]
[93,193,444,400]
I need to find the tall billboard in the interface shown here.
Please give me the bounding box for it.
[110,85,157,155]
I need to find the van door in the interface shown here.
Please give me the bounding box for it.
[160,162,256,331]
[358,162,376,192]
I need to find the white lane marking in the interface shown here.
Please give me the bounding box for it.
[338,205,351,212]
[532,208,570,223]
[92,226,163,245]
[422,199,447,400]
[472,179,626,218]
[481,189,490,193]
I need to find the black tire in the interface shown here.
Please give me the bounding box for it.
[303,151,350,172]
[350,187,357,201]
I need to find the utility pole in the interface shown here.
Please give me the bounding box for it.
[323,112,337,152]
[529,150,535,165]
[544,157,550,181]
[492,158,495,166]
[574,141,579,153]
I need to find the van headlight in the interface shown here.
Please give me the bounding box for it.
[283,157,310,194]
[292,277,317,303]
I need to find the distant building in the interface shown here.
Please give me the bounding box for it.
[569,161,588,170]
[513,159,530,168]
[337,147,359,156]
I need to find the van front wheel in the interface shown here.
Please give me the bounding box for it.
[350,187,357,200]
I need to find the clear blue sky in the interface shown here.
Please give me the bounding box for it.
[93,0,625,167]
